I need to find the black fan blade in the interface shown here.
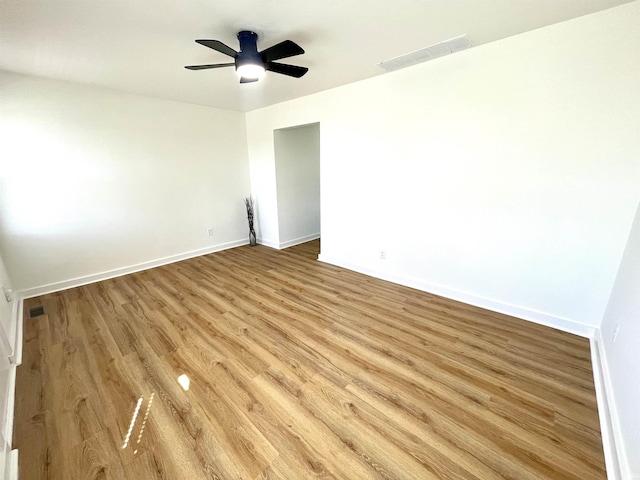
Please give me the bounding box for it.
[261,40,305,63]
[266,62,309,78]
[185,63,235,70]
[195,39,237,57]
[240,77,259,84]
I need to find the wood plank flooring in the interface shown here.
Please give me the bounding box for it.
[14,240,606,479]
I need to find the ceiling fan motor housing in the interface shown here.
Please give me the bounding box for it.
[236,31,263,69]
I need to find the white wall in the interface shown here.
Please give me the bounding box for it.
[246,116,280,247]
[246,2,640,333]
[600,202,640,479]
[0,71,251,293]
[274,123,320,247]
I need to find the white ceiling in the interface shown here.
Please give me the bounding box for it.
[0,0,633,112]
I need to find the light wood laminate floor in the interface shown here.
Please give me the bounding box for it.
[15,240,606,479]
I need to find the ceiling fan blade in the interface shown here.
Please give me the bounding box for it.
[266,62,309,78]
[261,40,305,63]
[240,77,259,84]
[185,63,235,70]
[195,39,238,57]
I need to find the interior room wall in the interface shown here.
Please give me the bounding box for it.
[274,123,321,248]
[0,71,251,293]
[246,1,640,334]
[246,116,280,247]
[599,201,640,478]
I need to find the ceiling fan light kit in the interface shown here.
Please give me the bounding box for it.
[236,62,265,80]
[185,30,308,83]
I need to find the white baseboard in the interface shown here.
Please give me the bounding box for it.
[317,254,596,338]
[7,449,18,480]
[279,233,320,250]
[258,233,320,250]
[3,366,16,449]
[257,238,279,249]
[19,239,249,299]
[593,332,633,479]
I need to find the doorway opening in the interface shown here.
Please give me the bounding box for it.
[273,122,321,250]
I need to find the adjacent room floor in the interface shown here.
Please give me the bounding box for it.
[14,240,606,479]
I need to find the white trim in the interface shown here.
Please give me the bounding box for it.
[258,233,320,250]
[10,297,22,366]
[591,336,623,479]
[2,295,23,472]
[317,254,596,338]
[7,449,18,480]
[19,239,248,299]
[279,233,320,250]
[594,332,633,479]
[257,238,279,249]
[3,366,16,450]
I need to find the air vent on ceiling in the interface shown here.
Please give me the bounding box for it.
[378,34,471,72]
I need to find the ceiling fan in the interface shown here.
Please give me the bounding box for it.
[185,31,308,83]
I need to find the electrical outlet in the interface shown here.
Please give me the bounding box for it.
[207,228,214,237]
[379,250,386,260]
[613,323,620,343]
